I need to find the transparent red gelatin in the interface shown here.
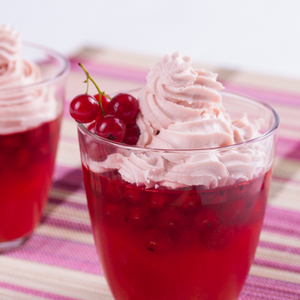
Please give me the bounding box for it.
[0,117,61,244]
[83,165,272,300]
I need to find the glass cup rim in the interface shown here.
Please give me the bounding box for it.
[77,89,280,153]
[0,41,70,92]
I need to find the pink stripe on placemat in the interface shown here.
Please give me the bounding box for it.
[263,206,300,238]
[254,258,300,274]
[259,240,300,255]
[272,176,300,186]
[48,197,88,211]
[223,83,300,106]
[0,281,77,300]
[276,137,300,160]
[70,58,148,83]
[52,165,83,183]
[240,275,300,299]
[41,216,92,233]
[52,165,84,193]
[7,235,102,275]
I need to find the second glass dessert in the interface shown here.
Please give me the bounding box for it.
[74,52,279,300]
[0,25,69,252]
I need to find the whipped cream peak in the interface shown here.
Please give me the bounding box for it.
[0,24,59,134]
[137,52,238,149]
[0,24,21,65]
[148,52,195,87]
[144,51,224,107]
[0,24,41,89]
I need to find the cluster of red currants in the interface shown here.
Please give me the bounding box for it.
[69,64,140,145]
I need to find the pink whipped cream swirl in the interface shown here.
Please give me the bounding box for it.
[0,24,57,134]
[0,24,40,86]
[88,52,266,189]
[136,52,254,149]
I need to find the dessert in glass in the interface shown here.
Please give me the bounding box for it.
[72,52,279,300]
[0,25,69,252]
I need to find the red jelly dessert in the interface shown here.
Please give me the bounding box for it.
[0,117,61,244]
[73,54,279,300]
[82,165,272,300]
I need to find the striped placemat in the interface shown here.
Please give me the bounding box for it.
[1,48,300,300]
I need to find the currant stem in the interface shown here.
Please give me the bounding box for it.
[84,79,89,94]
[78,63,112,115]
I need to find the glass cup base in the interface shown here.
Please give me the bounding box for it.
[0,237,27,253]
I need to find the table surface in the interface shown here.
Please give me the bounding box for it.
[1,48,300,300]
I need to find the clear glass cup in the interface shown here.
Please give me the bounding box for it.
[0,42,69,252]
[77,90,279,300]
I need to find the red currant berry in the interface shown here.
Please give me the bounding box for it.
[109,93,139,125]
[95,115,126,142]
[94,94,111,118]
[123,122,140,145]
[69,94,100,123]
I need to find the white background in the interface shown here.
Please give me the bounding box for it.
[1,0,300,79]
